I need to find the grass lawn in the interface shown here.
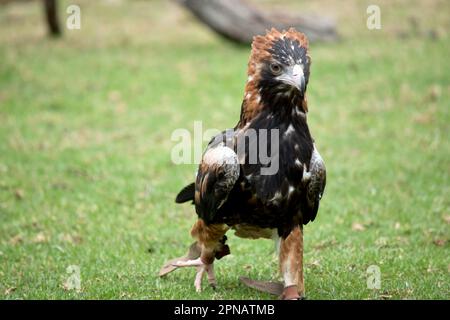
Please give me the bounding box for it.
[0,0,449,299]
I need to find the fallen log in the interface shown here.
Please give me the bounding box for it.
[177,0,338,44]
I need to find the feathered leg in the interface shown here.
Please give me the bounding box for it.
[174,219,229,292]
[279,225,305,299]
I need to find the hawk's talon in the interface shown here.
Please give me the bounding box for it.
[172,258,216,292]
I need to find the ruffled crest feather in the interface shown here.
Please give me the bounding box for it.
[239,28,310,125]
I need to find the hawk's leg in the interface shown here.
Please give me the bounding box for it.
[279,225,305,300]
[174,256,217,292]
[173,219,229,292]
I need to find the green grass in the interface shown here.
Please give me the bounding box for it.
[0,0,449,299]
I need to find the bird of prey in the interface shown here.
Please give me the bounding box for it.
[160,28,326,300]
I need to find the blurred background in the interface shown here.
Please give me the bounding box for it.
[0,0,448,299]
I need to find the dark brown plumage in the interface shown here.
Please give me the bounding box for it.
[167,28,326,299]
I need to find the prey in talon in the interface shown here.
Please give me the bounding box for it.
[161,28,326,299]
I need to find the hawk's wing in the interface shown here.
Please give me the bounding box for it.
[304,145,326,223]
[176,131,240,224]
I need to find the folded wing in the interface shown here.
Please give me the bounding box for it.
[304,145,326,223]
[176,132,240,224]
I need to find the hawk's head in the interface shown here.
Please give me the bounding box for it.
[242,28,311,122]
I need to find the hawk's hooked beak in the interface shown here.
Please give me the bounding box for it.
[277,64,306,94]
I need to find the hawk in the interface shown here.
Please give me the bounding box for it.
[162,28,326,300]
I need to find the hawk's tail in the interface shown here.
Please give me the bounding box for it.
[175,182,195,203]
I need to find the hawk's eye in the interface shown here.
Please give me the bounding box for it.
[270,62,282,75]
